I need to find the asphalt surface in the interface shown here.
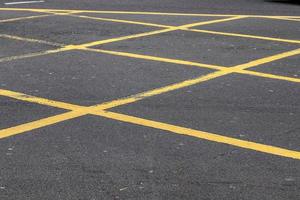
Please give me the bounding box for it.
[0,1,300,200]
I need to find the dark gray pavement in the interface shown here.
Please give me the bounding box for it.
[0,1,300,200]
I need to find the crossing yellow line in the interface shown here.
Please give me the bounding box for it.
[1,46,300,142]
[1,8,300,160]
[83,48,300,83]
[1,81,300,160]
[0,7,300,19]
[66,13,300,44]
[67,16,245,49]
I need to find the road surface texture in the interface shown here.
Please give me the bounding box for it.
[0,0,299,199]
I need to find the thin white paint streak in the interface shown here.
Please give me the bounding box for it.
[4,1,44,5]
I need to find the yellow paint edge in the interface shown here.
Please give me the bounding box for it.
[96,111,300,160]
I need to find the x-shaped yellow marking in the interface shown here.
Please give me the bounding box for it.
[0,8,300,160]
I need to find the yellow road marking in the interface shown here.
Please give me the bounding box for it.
[65,13,300,45]
[1,27,299,86]
[1,47,300,135]
[232,48,300,70]
[0,16,244,67]
[0,67,299,159]
[84,48,300,83]
[89,48,300,110]
[1,83,300,160]
[236,70,300,83]
[1,7,300,160]
[0,7,300,19]
[84,48,225,70]
[188,29,300,44]
[66,16,245,49]
[0,89,82,110]
[68,14,172,28]
[0,111,85,139]
[96,111,300,160]
[92,71,229,110]
[0,13,51,23]
[2,96,300,160]
[263,16,300,22]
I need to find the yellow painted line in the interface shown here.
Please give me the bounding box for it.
[0,7,299,159]
[91,47,300,110]
[188,29,300,44]
[0,89,82,110]
[0,110,85,139]
[85,48,300,83]
[2,82,300,160]
[0,44,299,115]
[71,16,245,48]
[1,7,300,19]
[0,34,64,47]
[84,48,225,70]
[1,94,300,160]
[92,70,230,110]
[1,95,300,160]
[262,16,300,22]
[57,13,300,45]
[178,16,246,28]
[68,14,172,28]
[237,70,300,83]
[0,13,51,23]
[96,110,300,160]
[0,17,243,64]
[1,46,300,157]
[69,29,176,48]
[0,7,242,17]
[232,48,300,71]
